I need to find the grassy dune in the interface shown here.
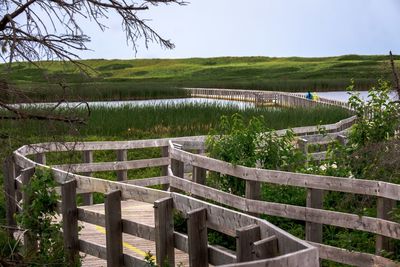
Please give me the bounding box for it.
[2,55,398,102]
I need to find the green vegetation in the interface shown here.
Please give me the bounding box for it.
[205,81,400,265]
[2,55,398,102]
[0,168,78,266]
[1,103,351,139]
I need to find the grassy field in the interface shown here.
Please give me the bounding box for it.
[2,54,398,102]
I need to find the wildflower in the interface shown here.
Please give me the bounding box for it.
[319,164,327,171]
[331,163,337,169]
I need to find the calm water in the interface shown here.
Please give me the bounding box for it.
[11,90,399,109]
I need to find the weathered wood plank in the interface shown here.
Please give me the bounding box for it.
[309,241,399,267]
[170,176,400,239]
[306,189,323,243]
[79,239,107,260]
[3,157,17,237]
[81,150,93,205]
[61,180,79,265]
[245,180,260,217]
[116,149,128,181]
[187,207,208,267]
[154,197,175,267]
[253,235,279,259]
[20,167,37,253]
[121,176,170,187]
[376,197,396,255]
[105,190,123,267]
[53,157,169,173]
[170,148,400,201]
[236,224,260,262]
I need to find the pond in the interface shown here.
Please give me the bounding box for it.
[10,90,398,109]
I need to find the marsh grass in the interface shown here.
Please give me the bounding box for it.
[0,103,351,138]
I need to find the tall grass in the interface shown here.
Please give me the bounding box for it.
[0,103,352,139]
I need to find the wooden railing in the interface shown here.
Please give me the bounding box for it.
[185,88,352,110]
[5,132,400,266]
[6,138,318,267]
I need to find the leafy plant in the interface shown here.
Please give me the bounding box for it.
[347,79,400,148]
[16,168,77,266]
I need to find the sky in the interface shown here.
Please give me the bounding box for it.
[76,0,400,59]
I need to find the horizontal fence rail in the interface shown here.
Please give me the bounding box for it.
[6,92,394,266]
[7,140,320,267]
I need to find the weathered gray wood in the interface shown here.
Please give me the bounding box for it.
[253,235,279,259]
[171,159,184,178]
[306,189,323,243]
[297,138,308,155]
[187,207,208,267]
[79,239,107,260]
[376,197,396,255]
[77,207,105,227]
[173,231,237,265]
[105,190,123,267]
[116,149,128,181]
[245,181,261,217]
[193,166,206,185]
[61,179,79,265]
[3,157,16,237]
[123,219,155,242]
[161,146,169,190]
[170,176,400,239]
[34,153,46,164]
[154,197,175,267]
[236,224,260,262]
[54,157,169,173]
[309,241,399,267]
[20,167,37,253]
[121,176,170,187]
[64,172,171,204]
[81,150,93,205]
[170,148,400,201]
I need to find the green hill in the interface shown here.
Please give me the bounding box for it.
[2,55,398,102]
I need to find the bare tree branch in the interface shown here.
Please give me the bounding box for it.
[0,0,185,125]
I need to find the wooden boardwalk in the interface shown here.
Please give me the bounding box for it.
[80,200,190,267]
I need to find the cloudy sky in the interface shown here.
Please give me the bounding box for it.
[76,0,400,59]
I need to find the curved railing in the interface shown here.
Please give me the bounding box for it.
[5,131,400,266]
[5,138,318,267]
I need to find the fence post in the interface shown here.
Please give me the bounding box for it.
[20,167,37,253]
[161,146,170,190]
[236,224,261,262]
[61,180,79,265]
[245,181,260,217]
[81,150,93,205]
[298,138,308,155]
[3,156,17,237]
[116,149,127,181]
[187,208,208,267]
[34,153,46,165]
[193,166,206,185]
[376,197,396,255]
[154,197,175,267]
[105,190,123,267]
[305,189,323,243]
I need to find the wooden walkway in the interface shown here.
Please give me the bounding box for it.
[80,200,190,267]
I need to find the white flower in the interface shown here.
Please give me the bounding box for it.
[319,164,327,171]
[331,163,337,169]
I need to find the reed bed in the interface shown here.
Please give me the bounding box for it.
[1,103,352,139]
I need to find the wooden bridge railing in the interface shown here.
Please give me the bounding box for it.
[168,141,399,267]
[5,132,400,266]
[6,139,319,267]
[185,88,352,110]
